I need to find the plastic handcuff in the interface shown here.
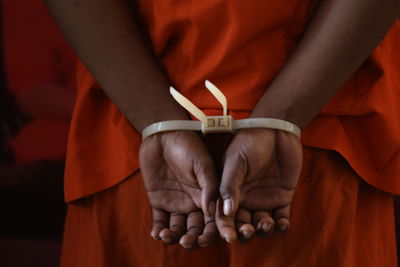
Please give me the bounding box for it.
[142,80,301,140]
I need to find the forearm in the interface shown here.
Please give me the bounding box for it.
[251,0,399,128]
[44,0,188,132]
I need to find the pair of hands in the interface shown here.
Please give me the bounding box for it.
[139,128,302,249]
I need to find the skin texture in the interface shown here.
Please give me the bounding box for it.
[45,0,399,249]
[252,0,399,128]
[217,130,302,242]
[44,0,189,133]
[139,131,218,248]
[44,0,217,248]
[216,0,399,242]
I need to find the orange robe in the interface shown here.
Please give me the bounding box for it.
[62,149,396,267]
[61,0,400,265]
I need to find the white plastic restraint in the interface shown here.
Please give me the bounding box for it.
[142,80,301,140]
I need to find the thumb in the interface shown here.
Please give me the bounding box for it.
[220,152,247,217]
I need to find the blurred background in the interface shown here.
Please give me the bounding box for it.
[1,0,75,266]
[0,1,399,267]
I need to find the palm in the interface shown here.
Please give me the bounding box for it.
[140,132,205,214]
[238,130,302,211]
[139,131,218,248]
[216,129,302,241]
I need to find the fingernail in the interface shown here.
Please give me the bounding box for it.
[199,242,209,248]
[161,235,172,243]
[279,223,288,232]
[198,236,209,248]
[180,241,192,249]
[224,232,236,243]
[223,199,233,216]
[225,237,233,243]
[257,222,263,231]
[241,230,252,239]
[208,201,216,217]
[262,222,272,233]
[151,231,160,240]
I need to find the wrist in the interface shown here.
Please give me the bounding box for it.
[126,105,190,133]
[140,81,302,139]
[249,84,319,130]
[249,107,307,130]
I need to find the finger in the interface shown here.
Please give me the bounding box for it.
[151,208,169,240]
[179,211,204,249]
[235,208,255,242]
[220,151,247,217]
[196,157,218,217]
[197,214,218,248]
[252,211,274,237]
[273,205,291,233]
[215,198,237,243]
[159,213,186,244]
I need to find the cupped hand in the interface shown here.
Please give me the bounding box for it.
[139,131,218,249]
[215,129,302,242]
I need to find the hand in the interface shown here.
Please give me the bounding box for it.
[139,131,218,249]
[215,129,302,242]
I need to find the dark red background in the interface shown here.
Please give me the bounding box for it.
[1,0,75,266]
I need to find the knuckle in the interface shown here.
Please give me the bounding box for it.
[187,225,203,233]
[219,184,232,194]
[170,224,185,232]
[153,220,168,228]
[219,184,236,198]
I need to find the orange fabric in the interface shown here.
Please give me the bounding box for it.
[64,0,400,201]
[61,148,397,266]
